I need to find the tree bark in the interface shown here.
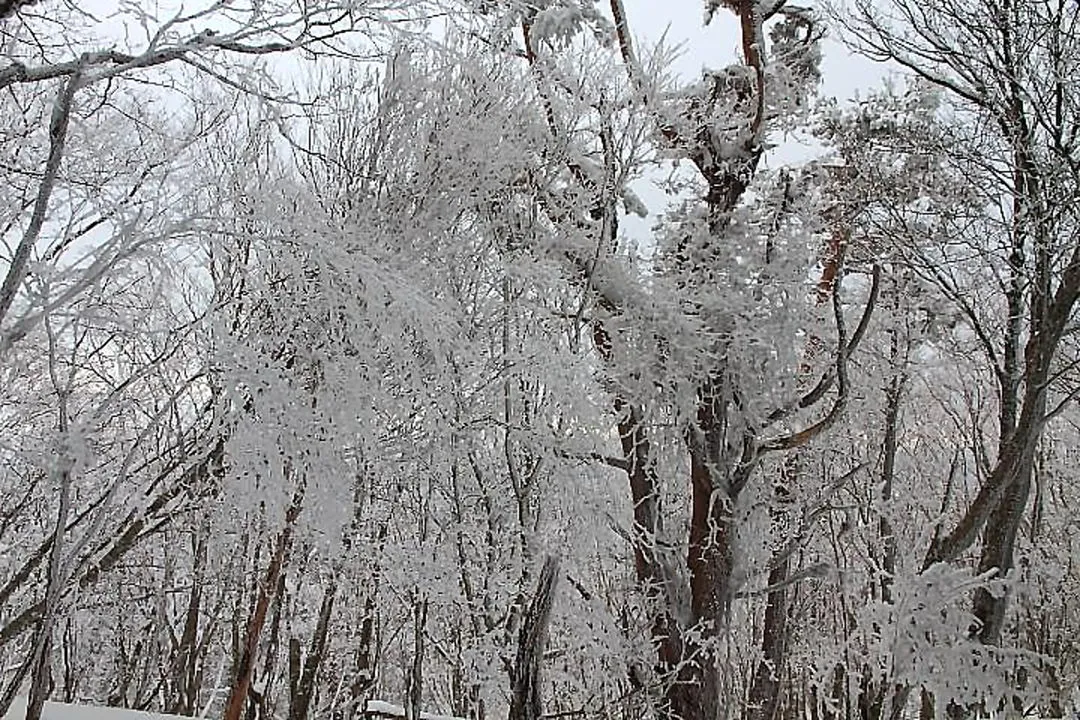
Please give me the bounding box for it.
[222,489,303,720]
[288,581,336,720]
[747,557,791,720]
[169,525,209,715]
[27,348,76,720]
[508,557,559,720]
[0,71,79,331]
[405,598,426,720]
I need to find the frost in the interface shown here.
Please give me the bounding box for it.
[530,4,585,45]
[2,1,1078,718]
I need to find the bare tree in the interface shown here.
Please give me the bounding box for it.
[826,0,1080,712]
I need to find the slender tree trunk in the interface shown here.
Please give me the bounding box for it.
[0,71,79,333]
[972,466,1032,646]
[747,556,791,720]
[352,590,379,706]
[27,361,75,720]
[405,598,427,720]
[222,490,303,720]
[289,581,335,720]
[25,509,65,720]
[968,66,1034,649]
[858,313,907,720]
[169,524,208,715]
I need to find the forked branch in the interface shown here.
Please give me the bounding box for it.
[757,247,862,455]
[764,263,881,429]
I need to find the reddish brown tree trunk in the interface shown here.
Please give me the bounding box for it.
[222,490,303,720]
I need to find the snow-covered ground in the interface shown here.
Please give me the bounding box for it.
[1,699,186,720]
[362,700,465,720]
[0,699,468,720]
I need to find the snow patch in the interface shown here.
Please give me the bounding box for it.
[1,699,189,720]
[363,699,467,720]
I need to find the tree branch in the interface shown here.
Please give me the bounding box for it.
[765,264,881,428]
[758,244,853,454]
[0,68,80,329]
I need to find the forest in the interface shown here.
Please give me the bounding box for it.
[0,0,1077,719]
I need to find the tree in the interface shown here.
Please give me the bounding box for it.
[824,0,1080,713]
[4,2,1079,720]
[0,1,422,716]
[472,1,884,717]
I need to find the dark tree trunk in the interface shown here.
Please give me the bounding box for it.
[352,591,379,705]
[406,598,426,720]
[169,526,208,716]
[748,557,791,720]
[27,407,75,720]
[289,581,336,720]
[508,557,559,720]
[972,466,1031,646]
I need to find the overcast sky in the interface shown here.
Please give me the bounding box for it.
[620,0,893,100]
[613,1,899,228]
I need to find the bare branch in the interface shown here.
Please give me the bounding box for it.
[758,241,853,454]
[765,264,881,428]
[0,68,80,330]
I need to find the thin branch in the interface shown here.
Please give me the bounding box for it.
[765,264,881,427]
[735,562,831,598]
[0,31,306,92]
[0,68,80,329]
[758,243,853,454]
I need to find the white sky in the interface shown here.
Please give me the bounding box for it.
[620,1,891,100]
[615,1,898,232]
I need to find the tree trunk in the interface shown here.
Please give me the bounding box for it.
[972,466,1031,645]
[508,557,559,720]
[222,489,303,720]
[169,525,208,715]
[27,387,75,720]
[351,590,379,707]
[405,598,426,720]
[289,582,336,720]
[748,556,791,720]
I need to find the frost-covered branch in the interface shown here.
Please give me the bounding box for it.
[0,69,78,329]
